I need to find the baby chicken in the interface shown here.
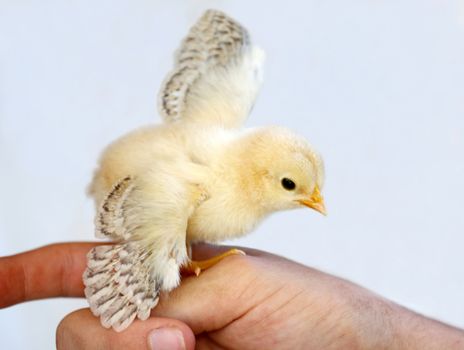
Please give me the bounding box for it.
[83,9,326,332]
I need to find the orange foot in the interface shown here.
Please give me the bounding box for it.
[183,248,246,276]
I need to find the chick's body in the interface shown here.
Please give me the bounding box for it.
[90,124,316,243]
[83,9,325,332]
[90,123,251,242]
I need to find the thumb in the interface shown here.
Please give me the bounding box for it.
[56,308,195,350]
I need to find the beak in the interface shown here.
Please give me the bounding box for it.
[298,186,327,216]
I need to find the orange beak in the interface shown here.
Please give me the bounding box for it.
[298,186,327,216]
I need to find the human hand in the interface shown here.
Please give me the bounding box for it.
[0,243,195,349]
[2,243,463,349]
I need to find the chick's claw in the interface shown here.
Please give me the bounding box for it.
[183,248,246,276]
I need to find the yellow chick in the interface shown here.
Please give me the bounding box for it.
[83,9,326,332]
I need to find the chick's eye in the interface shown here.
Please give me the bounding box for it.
[281,178,296,190]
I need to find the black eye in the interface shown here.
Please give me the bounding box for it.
[281,178,296,190]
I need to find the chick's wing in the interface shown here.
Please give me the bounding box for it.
[84,175,192,331]
[159,9,265,128]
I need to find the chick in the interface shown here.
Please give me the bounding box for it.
[83,9,326,332]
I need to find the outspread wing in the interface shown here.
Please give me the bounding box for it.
[158,9,265,128]
[84,176,190,332]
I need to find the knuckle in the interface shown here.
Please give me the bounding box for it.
[225,253,257,272]
[56,313,77,349]
[56,309,98,350]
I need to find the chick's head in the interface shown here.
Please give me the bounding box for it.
[239,126,326,215]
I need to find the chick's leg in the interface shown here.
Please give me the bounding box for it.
[183,248,245,276]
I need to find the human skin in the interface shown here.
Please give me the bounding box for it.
[1,243,463,349]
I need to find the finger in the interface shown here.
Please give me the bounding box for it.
[0,242,261,308]
[0,242,98,307]
[56,308,195,350]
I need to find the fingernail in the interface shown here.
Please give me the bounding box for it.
[148,327,186,350]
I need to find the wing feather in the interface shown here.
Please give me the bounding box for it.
[95,176,135,240]
[158,9,265,128]
[84,242,161,332]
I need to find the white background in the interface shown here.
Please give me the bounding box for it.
[1,1,463,348]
